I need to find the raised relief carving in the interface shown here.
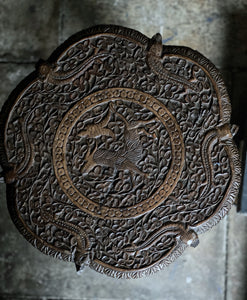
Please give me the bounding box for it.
[147,33,200,92]
[53,88,184,219]
[79,102,149,176]
[0,25,241,277]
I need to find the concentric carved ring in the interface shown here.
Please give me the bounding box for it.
[53,88,184,219]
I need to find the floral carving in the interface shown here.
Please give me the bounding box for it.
[0,25,241,278]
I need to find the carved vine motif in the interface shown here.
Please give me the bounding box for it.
[67,100,168,207]
[53,88,184,219]
[0,25,241,278]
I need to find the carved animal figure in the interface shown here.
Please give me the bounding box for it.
[41,210,90,273]
[38,49,110,85]
[200,124,238,197]
[78,106,114,139]
[81,102,155,177]
[147,33,200,92]
[123,223,199,254]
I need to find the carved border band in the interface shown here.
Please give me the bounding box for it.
[53,88,185,219]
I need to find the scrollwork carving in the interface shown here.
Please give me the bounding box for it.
[0,25,241,278]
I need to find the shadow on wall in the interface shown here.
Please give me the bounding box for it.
[223,12,247,145]
[59,0,128,42]
[223,10,247,299]
[222,11,247,214]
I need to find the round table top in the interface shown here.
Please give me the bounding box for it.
[0,25,241,278]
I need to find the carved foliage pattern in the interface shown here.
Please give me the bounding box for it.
[3,29,235,276]
[66,99,171,208]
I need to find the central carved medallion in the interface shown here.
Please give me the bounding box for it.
[53,88,184,218]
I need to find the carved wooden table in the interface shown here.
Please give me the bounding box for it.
[0,25,241,278]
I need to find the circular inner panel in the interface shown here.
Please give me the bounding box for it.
[66,99,171,208]
[53,88,184,219]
